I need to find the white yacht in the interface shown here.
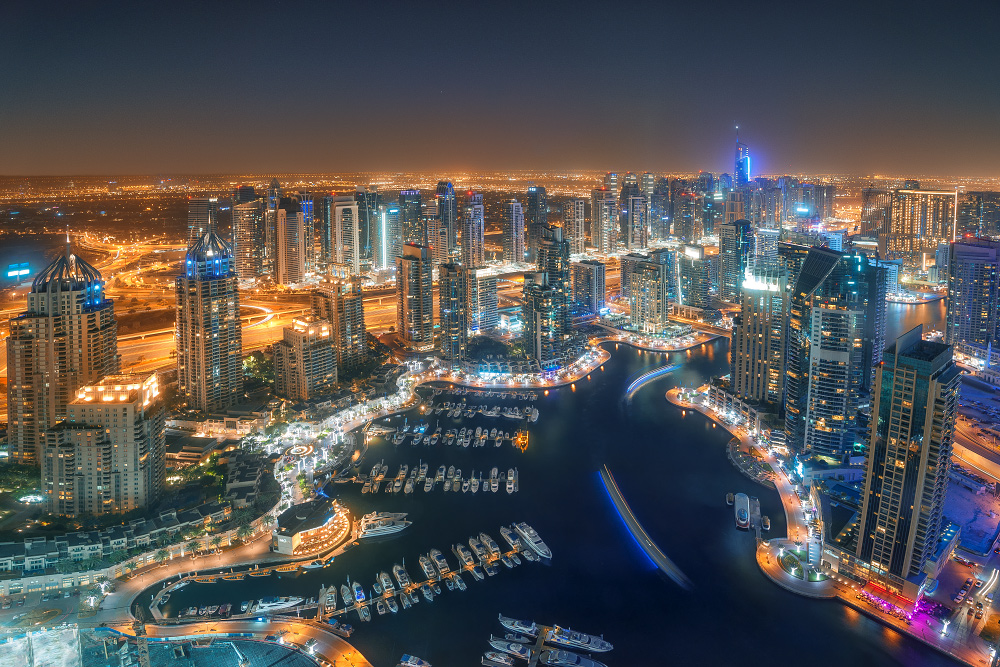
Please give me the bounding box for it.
[513,522,552,559]
[359,512,411,539]
[255,596,303,612]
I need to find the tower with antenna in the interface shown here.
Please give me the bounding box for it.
[734,124,751,187]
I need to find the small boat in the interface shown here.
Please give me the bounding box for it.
[447,466,456,479]
[471,471,480,493]
[359,605,371,622]
[500,555,513,569]
[397,655,432,667]
[430,548,450,574]
[352,581,366,604]
[469,536,486,560]
[507,468,516,493]
[484,562,499,576]
[444,576,455,591]
[421,584,434,602]
[471,566,485,580]
[393,563,412,587]
[380,571,396,593]
[522,549,538,562]
[735,493,750,529]
[762,516,771,531]
[484,652,515,666]
[424,477,434,492]
[387,596,399,613]
[240,600,250,613]
[374,579,383,595]
[248,568,271,577]
[218,603,231,616]
[302,560,325,570]
[539,650,608,667]
[206,605,219,615]
[480,532,501,557]
[462,478,471,493]
[500,525,522,549]
[158,593,170,606]
[498,615,538,637]
[726,492,734,506]
[198,606,208,615]
[376,599,387,615]
[341,584,352,605]
[505,632,532,643]
[399,591,412,609]
[409,590,419,605]
[435,465,446,481]
[453,573,467,591]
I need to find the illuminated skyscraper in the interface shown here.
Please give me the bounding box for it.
[629,252,677,334]
[958,192,1000,238]
[718,218,753,303]
[374,203,402,271]
[276,196,308,284]
[564,198,585,254]
[888,188,958,267]
[438,263,468,365]
[435,181,459,259]
[730,265,788,404]
[650,178,671,241]
[396,244,434,351]
[571,259,606,316]
[624,193,647,249]
[354,187,378,273]
[945,240,1000,357]
[232,199,266,280]
[43,373,165,517]
[673,191,703,242]
[603,172,618,193]
[734,129,750,187]
[274,317,337,401]
[188,197,219,247]
[503,199,525,263]
[523,272,567,371]
[6,240,118,464]
[175,230,243,413]
[462,191,485,267]
[467,266,498,333]
[855,326,958,590]
[312,280,368,372]
[590,188,618,253]
[784,249,885,458]
[677,245,711,308]
[525,185,548,262]
[399,189,424,244]
[332,195,361,275]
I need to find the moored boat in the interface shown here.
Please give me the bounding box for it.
[513,522,552,559]
[735,492,750,529]
[544,625,613,652]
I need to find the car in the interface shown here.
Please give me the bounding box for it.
[969,597,977,605]
[977,580,985,588]
[978,602,984,610]
[955,595,965,603]
[967,578,975,586]
[16,598,24,606]
[1,601,10,610]
[977,610,985,619]
[63,591,71,598]
[968,607,975,616]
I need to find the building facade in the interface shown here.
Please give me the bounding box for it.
[311,280,368,372]
[274,317,337,401]
[564,198,586,254]
[730,265,788,404]
[504,199,525,263]
[571,259,606,316]
[438,263,468,365]
[396,244,435,351]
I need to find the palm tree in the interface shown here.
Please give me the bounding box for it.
[260,514,275,529]
[210,536,223,552]
[155,549,170,565]
[236,524,253,542]
[186,540,201,556]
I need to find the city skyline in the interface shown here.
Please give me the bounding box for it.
[2,2,997,177]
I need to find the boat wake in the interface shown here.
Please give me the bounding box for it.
[599,464,693,590]
[624,364,681,402]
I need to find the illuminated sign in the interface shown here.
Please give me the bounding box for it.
[6,262,29,278]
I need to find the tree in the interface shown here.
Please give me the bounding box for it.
[155,549,170,565]
[236,525,253,542]
[210,536,223,551]
[109,549,129,564]
[186,540,201,555]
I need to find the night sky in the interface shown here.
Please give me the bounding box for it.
[3,1,997,176]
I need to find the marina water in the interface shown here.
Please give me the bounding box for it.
[161,301,953,666]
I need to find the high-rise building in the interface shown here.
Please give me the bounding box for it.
[274,317,337,401]
[855,325,959,588]
[438,263,468,365]
[523,271,567,371]
[734,132,750,187]
[629,261,671,334]
[650,178,671,241]
[624,194,647,249]
[462,191,485,267]
[784,248,885,459]
[232,199,266,280]
[6,240,119,464]
[233,185,257,205]
[673,191,703,242]
[293,193,316,274]
[176,230,243,413]
[311,280,368,372]
[354,187,378,273]
[43,373,165,517]
[603,172,618,193]
[619,251,648,302]
[503,199,525,263]
[945,240,1000,357]
[677,245,711,309]
[396,244,434,351]
[424,200,450,267]
[536,225,571,292]
[332,195,362,275]
[590,188,618,254]
[399,190,424,245]
[730,265,788,405]
[188,197,219,247]
[571,259,606,316]
[958,192,1000,238]
[564,198,586,254]
[718,219,754,303]
[887,189,958,267]
[374,204,402,272]
[754,228,780,267]
[276,197,308,284]
[467,266,498,333]
[639,172,655,201]
[525,186,548,261]
[435,181,459,259]
[750,185,783,230]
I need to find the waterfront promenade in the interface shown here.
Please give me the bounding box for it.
[665,387,995,666]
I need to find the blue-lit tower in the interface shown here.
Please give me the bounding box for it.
[734,126,751,188]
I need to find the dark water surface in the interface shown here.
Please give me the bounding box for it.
[163,319,954,666]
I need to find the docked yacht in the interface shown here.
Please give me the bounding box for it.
[480,532,501,557]
[256,596,303,612]
[514,522,552,559]
[454,543,476,568]
[430,548,450,574]
[351,581,366,604]
[489,639,532,660]
[419,554,437,580]
[539,650,607,667]
[500,525,522,549]
[436,465,446,482]
[359,512,411,539]
[380,571,396,593]
[484,652,514,666]
[341,585,353,607]
[393,563,411,587]
[498,614,538,637]
[544,626,613,652]
[469,536,487,560]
